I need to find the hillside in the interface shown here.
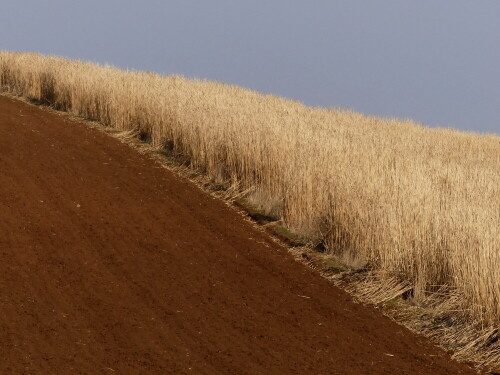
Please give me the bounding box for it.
[0,51,499,370]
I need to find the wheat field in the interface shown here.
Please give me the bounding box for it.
[1,51,498,334]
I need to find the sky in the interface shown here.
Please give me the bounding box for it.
[1,1,499,134]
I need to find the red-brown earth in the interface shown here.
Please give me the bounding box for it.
[0,95,480,374]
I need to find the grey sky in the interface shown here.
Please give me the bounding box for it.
[1,1,499,134]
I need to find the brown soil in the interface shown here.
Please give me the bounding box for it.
[0,95,480,374]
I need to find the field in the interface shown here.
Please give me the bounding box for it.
[1,51,499,369]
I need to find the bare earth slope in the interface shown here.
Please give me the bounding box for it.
[0,95,478,374]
